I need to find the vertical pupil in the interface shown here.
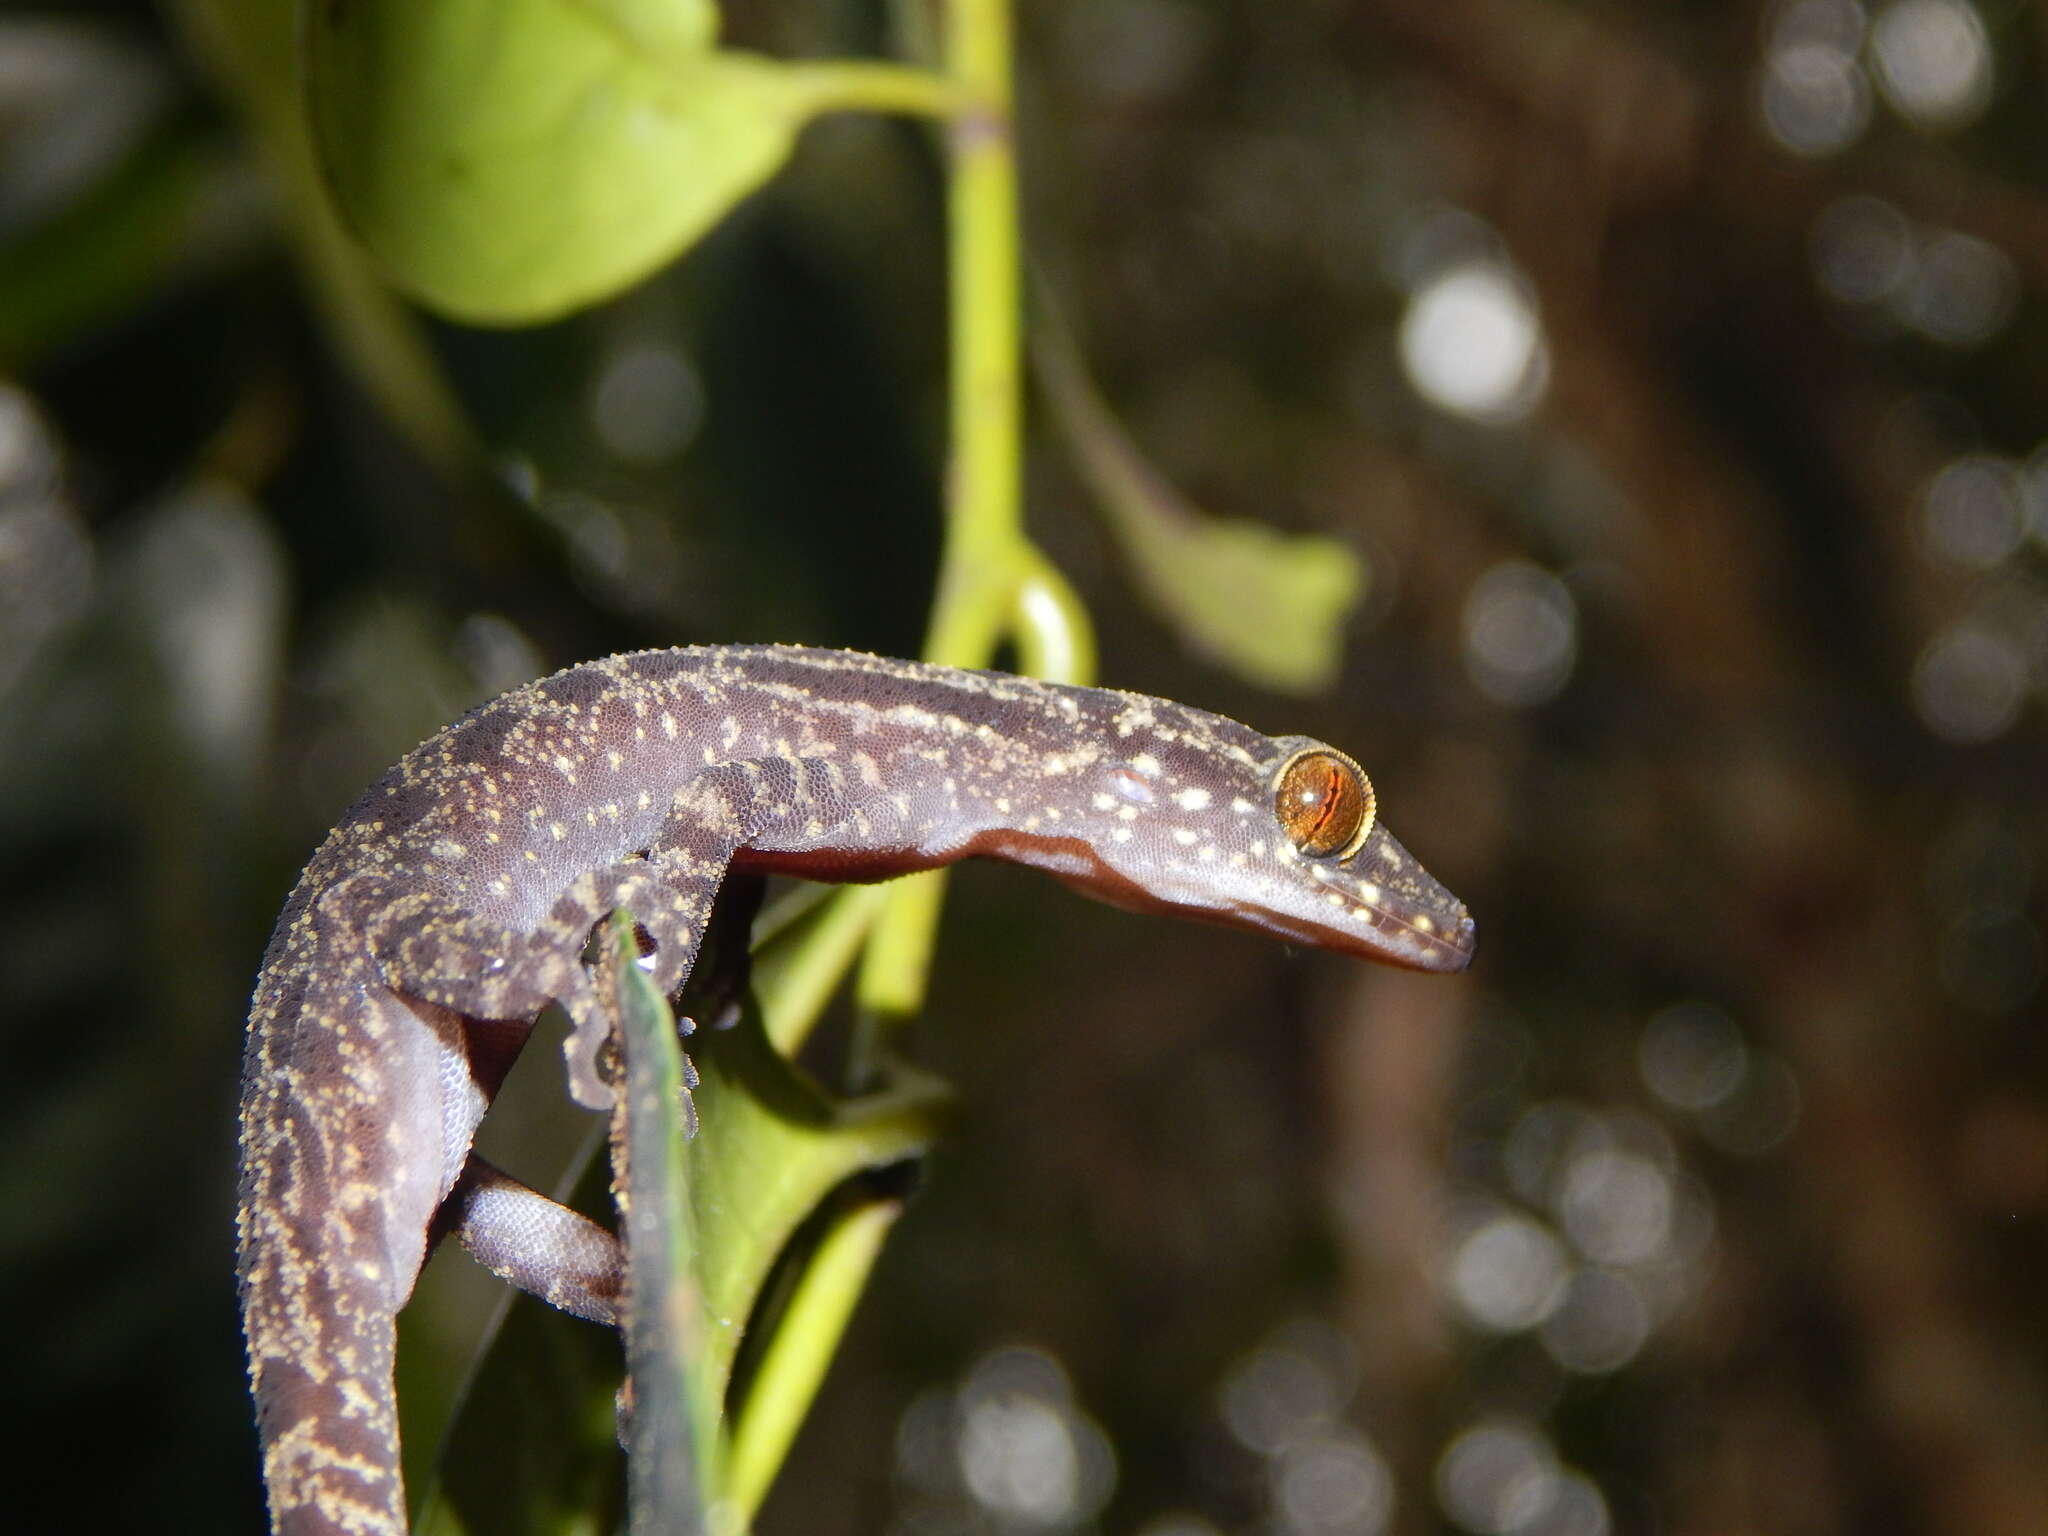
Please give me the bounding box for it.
[1309,770,1339,831]
[1276,750,1370,857]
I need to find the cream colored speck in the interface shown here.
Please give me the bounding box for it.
[1129,753,1162,776]
[1232,797,1257,815]
[1171,828,1200,846]
[549,823,565,841]
[1359,883,1381,904]
[1413,914,1436,934]
[1174,787,1212,812]
[1116,805,1138,822]
[606,750,623,771]
[1112,826,1133,842]
[429,838,467,860]
[1091,793,1117,812]
[661,713,678,739]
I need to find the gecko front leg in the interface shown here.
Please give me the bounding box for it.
[547,757,849,1111]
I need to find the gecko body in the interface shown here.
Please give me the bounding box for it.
[237,644,1473,1534]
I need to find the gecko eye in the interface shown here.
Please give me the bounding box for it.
[1273,747,1376,860]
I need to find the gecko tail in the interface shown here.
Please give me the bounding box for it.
[238,968,485,1536]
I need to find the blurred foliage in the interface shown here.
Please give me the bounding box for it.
[6,2,2048,1535]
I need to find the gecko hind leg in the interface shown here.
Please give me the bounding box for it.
[437,1153,622,1327]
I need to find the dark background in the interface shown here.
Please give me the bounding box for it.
[4,2,2046,1533]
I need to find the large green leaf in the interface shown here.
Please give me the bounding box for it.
[305,0,942,325]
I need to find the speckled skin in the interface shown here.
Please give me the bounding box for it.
[237,644,1473,1535]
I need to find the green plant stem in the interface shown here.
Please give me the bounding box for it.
[852,0,1027,1072]
[752,884,887,1057]
[1012,554,1096,685]
[793,59,969,120]
[921,0,1023,671]
[735,1,1091,1515]
[725,1195,904,1521]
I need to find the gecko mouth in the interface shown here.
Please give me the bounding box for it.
[1245,887,1476,972]
[1285,834,1477,971]
[1349,897,1478,972]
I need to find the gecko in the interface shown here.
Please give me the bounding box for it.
[237,643,1475,1535]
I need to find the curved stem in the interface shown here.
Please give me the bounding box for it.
[790,58,969,121]
[1012,552,1097,686]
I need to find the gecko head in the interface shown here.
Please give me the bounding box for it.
[1209,738,1477,973]
[988,731,1476,974]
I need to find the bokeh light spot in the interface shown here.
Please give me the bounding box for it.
[1273,1432,1395,1536]
[1398,263,1547,422]
[1696,1056,1804,1156]
[1435,1420,1561,1535]
[1921,455,2024,569]
[1539,1267,1651,1375]
[1759,1,1873,157]
[1868,0,1992,129]
[1912,625,2026,742]
[1463,562,1578,707]
[1639,1003,1750,1112]
[1449,1211,1571,1333]
[1558,1149,1674,1267]
[591,340,704,465]
[1901,229,2017,346]
[1220,1319,1356,1456]
[1811,194,1915,305]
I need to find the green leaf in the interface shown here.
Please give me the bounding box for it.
[305,0,954,325]
[685,975,948,1398]
[608,912,715,1535]
[1034,297,1364,695]
[0,122,212,370]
